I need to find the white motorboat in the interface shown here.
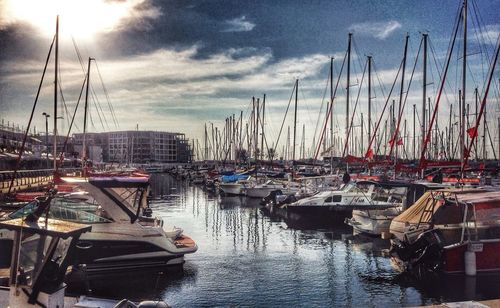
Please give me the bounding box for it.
[0,175,197,277]
[246,180,300,198]
[284,181,404,223]
[218,179,251,196]
[0,202,170,308]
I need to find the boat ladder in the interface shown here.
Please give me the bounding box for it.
[416,191,439,230]
[459,198,479,243]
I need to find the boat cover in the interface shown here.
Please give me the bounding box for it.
[392,188,500,225]
[221,174,249,183]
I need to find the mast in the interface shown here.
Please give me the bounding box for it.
[367,55,372,152]
[255,98,260,163]
[460,0,467,178]
[330,57,334,173]
[413,104,416,160]
[346,33,352,159]
[82,57,93,176]
[261,94,266,161]
[292,79,298,176]
[419,4,462,170]
[421,33,428,166]
[390,34,409,163]
[53,15,59,171]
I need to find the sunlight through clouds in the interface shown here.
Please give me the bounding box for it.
[0,0,161,38]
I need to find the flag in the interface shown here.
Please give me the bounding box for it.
[467,126,478,138]
[396,138,403,145]
[388,139,394,146]
[365,148,374,159]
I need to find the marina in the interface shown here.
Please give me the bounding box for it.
[0,0,499,306]
[21,173,499,307]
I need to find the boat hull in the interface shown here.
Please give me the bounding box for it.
[219,183,245,195]
[442,240,500,274]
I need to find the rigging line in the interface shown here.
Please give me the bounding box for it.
[71,36,86,72]
[57,76,72,129]
[95,60,119,128]
[312,66,331,145]
[372,61,389,107]
[90,91,107,130]
[419,1,462,168]
[313,50,348,160]
[470,7,487,82]
[8,34,55,195]
[364,59,404,157]
[352,37,367,85]
[429,37,454,110]
[89,81,109,129]
[342,58,368,157]
[60,75,87,161]
[470,3,500,101]
[471,0,494,52]
[298,82,314,126]
[274,81,297,153]
[389,36,423,157]
[95,61,118,128]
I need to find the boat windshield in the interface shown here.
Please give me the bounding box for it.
[340,183,355,192]
[9,198,112,224]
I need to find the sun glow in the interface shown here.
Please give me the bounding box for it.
[1,0,144,39]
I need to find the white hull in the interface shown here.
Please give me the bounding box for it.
[347,208,401,235]
[248,186,300,198]
[219,183,246,195]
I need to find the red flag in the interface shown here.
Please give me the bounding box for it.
[467,127,478,138]
[388,139,394,146]
[365,148,374,159]
[396,138,403,145]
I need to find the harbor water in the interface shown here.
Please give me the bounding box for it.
[83,174,500,307]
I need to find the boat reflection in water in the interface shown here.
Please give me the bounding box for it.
[74,174,500,307]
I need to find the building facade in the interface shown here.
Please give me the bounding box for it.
[73,130,192,163]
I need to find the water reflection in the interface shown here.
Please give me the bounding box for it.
[76,174,500,307]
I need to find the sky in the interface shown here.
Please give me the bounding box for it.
[0,0,498,157]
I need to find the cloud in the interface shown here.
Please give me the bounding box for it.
[0,0,161,36]
[222,16,255,32]
[349,20,402,40]
[478,24,500,45]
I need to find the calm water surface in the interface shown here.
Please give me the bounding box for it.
[86,174,500,307]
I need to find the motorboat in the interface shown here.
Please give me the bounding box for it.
[0,175,197,278]
[345,181,411,235]
[218,175,251,196]
[282,181,401,223]
[389,188,500,275]
[246,180,300,198]
[0,193,170,307]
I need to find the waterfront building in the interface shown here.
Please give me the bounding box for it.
[73,130,192,163]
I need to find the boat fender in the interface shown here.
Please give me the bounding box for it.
[464,250,476,276]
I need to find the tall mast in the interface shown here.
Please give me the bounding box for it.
[413,104,416,159]
[261,94,266,161]
[204,123,208,160]
[346,33,352,157]
[422,33,428,165]
[367,56,372,151]
[460,0,467,178]
[390,34,409,162]
[330,57,334,172]
[53,15,59,171]
[292,79,298,175]
[256,98,260,163]
[83,57,93,176]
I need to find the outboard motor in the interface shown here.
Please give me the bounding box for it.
[390,228,445,275]
[260,189,283,206]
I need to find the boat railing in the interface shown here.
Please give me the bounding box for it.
[458,198,479,243]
